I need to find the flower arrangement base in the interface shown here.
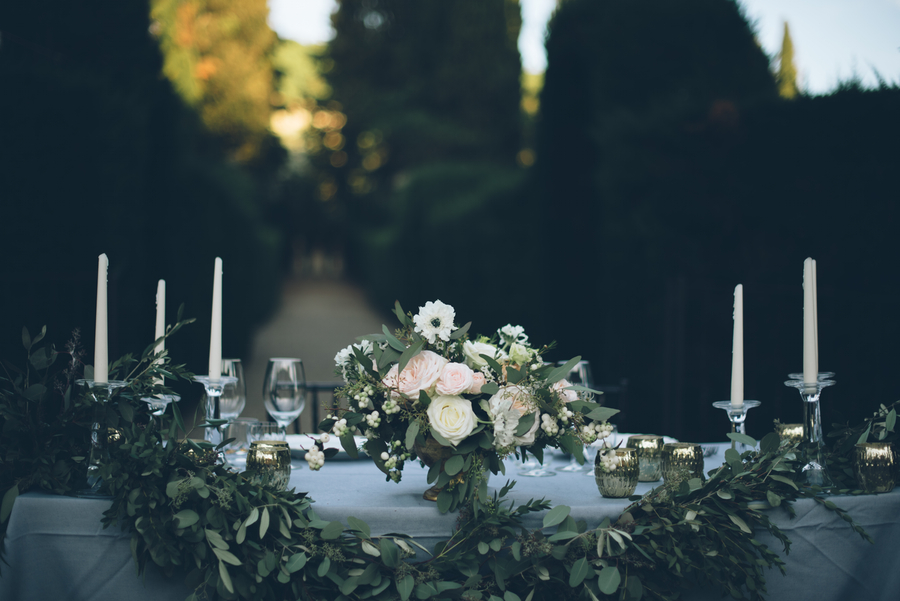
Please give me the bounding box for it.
[414,436,453,502]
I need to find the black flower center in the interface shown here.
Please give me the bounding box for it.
[431,318,442,327]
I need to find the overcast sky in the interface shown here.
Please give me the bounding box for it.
[268,0,900,94]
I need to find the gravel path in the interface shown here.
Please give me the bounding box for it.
[240,278,388,431]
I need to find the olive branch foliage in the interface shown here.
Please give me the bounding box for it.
[0,321,875,601]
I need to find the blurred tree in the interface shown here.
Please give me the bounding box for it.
[536,0,779,438]
[777,22,800,99]
[0,0,282,403]
[150,0,281,167]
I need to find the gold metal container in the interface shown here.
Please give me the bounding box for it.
[661,443,704,484]
[626,435,664,482]
[246,440,292,491]
[775,423,804,444]
[595,448,639,498]
[855,442,896,493]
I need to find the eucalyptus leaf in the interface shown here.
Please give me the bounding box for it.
[727,432,757,447]
[729,514,752,534]
[347,515,371,538]
[260,507,270,539]
[380,538,400,568]
[597,566,621,595]
[174,509,199,528]
[886,409,896,433]
[320,521,344,540]
[543,505,571,529]
[397,339,425,375]
[514,412,537,437]
[1,484,19,524]
[569,557,591,587]
[444,455,464,476]
[218,561,234,593]
[382,325,407,352]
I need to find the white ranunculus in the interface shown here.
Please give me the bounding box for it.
[463,340,506,369]
[427,395,477,446]
[412,300,456,344]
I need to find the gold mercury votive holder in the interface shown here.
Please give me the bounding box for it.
[855,442,896,493]
[246,440,292,491]
[626,435,664,482]
[661,443,705,484]
[775,423,804,444]
[595,448,639,498]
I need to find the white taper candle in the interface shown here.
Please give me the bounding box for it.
[94,254,109,384]
[209,258,223,382]
[803,258,817,385]
[154,279,166,385]
[730,284,744,408]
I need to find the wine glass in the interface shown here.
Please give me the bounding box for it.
[219,358,247,421]
[558,360,594,473]
[263,358,307,438]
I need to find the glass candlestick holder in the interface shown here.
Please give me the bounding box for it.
[712,400,761,452]
[784,374,836,488]
[193,375,238,444]
[75,379,127,497]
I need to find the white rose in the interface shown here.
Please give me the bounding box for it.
[488,385,540,447]
[382,350,448,399]
[427,395,477,446]
[463,340,507,369]
[508,342,532,365]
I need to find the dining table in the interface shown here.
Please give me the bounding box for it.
[1,441,898,601]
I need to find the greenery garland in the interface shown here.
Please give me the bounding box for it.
[0,326,875,601]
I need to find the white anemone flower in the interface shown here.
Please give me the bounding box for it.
[412,300,456,344]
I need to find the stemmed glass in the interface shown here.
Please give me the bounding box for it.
[263,358,307,439]
[219,358,247,422]
[558,360,594,473]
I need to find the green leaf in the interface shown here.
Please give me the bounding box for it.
[393,301,408,326]
[405,422,420,451]
[218,561,234,593]
[361,540,380,556]
[205,528,229,550]
[727,432,757,447]
[397,339,425,375]
[321,521,344,540]
[569,557,591,587]
[317,556,331,577]
[444,455,464,476]
[347,515,371,538]
[585,407,620,422]
[543,505,571,529]
[769,474,799,490]
[503,591,522,601]
[23,384,47,402]
[886,409,897,433]
[260,507,270,539]
[597,566,622,595]
[430,429,452,448]
[480,382,500,396]
[766,490,782,507]
[760,432,780,454]
[286,553,307,573]
[340,433,359,459]
[545,357,581,385]
[449,322,472,340]
[436,489,452,513]
[382,325,407,352]
[1,484,19,524]
[729,514,752,534]
[506,366,525,384]
[174,509,199,528]
[213,548,242,566]
[478,541,489,555]
[397,574,415,601]
[380,538,400,568]
[626,575,644,600]
[514,412,536,437]
[22,326,31,351]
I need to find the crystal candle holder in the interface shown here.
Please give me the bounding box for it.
[775,423,804,444]
[246,440,292,491]
[595,448,639,498]
[784,374,835,487]
[193,375,238,444]
[712,400,761,452]
[626,435,664,482]
[75,379,127,497]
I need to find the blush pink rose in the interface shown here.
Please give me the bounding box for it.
[468,372,486,395]
[382,350,448,400]
[435,362,475,396]
[552,379,579,403]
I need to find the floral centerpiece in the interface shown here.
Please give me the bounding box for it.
[320,300,617,512]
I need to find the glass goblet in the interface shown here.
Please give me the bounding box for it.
[558,359,594,473]
[219,358,247,422]
[263,358,307,438]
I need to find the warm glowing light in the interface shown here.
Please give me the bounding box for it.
[330,151,348,167]
[324,131,345,150]
[516,148,536,167]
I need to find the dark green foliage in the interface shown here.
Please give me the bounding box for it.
[535,0,900,440]
[0,1,282,385]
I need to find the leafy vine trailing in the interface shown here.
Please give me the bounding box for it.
[0,325,875,601]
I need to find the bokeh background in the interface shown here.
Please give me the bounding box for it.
[1,0,899,441]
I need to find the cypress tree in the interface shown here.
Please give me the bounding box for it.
[777,22,801,99]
